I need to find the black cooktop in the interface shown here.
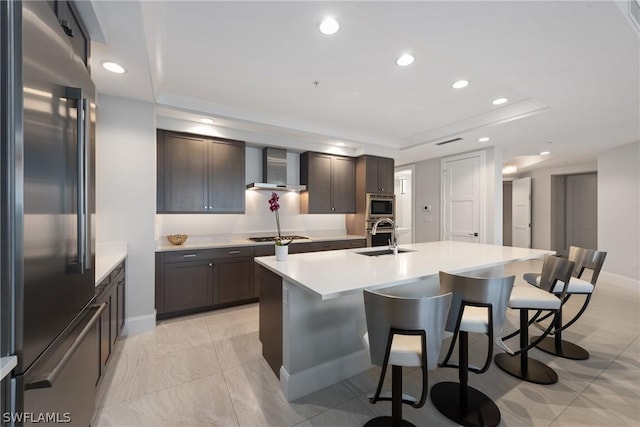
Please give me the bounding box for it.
[248,235,309,242]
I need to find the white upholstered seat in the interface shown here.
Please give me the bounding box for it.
[363,333,423,367]
[534,275,594,294]
[460,306,491,333]
[510,286,561,310]
[362,289,452,427]
[495,255,575,385]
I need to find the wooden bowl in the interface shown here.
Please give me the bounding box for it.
[167,234,188,245]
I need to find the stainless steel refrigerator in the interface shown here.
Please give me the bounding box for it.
[1,1,101,425]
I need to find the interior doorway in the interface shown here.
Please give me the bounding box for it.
[551,172,598,256]
[441,151,485,243]
[503,181,512,246]
[394,167,414,244]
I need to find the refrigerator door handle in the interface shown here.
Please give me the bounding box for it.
[24,303,106,390]
[66,87,85,274]
[82,97,91,270]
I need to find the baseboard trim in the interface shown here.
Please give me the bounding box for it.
[279,349,371,401]
[600,271,639,291]
[122,310,156,336]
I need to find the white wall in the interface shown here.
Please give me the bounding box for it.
[96,94,157,335]
[413,158,441,243]
[598,142,640,282]
[485,146,503,245]
[519,162,597,250]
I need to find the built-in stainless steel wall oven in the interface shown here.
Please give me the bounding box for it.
[365,194,396,246]
[366,221,395,247]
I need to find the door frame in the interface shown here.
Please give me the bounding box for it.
[512,176,532,248]
[441,150,486,243]
[394,165,415,244]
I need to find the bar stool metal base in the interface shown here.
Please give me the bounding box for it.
[494,353,558,384]
[364,416,416,427]
[431,382,500,427]
[531,336,589,360]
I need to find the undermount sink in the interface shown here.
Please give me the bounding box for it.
[356,248,414,256]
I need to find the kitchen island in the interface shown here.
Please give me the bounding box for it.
[254,240,552,401]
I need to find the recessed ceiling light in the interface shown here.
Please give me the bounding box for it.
[502,165,518,174]
[492,97,508,105]
[452,80,469,89]
[540,151,550,155]
[101,61,126,74]
[318,17,340,35]
[478,137,490,142]
[200,118,214,125]
[396,53,415,67]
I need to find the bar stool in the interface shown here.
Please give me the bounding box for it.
[494,255,575,384]
[362,289,452,427]
[431,271,514,427]
[525,246,607,360]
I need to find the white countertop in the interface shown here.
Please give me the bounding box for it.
[156,234,366,252]
[95,242,128,285]
[0,356,17,381]
[254,241,553,300]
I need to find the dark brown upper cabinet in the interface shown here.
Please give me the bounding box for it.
[157,129,245,213]
[363,155,395,194]
[300,152,355,214]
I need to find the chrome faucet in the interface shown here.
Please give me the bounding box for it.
[371,217,398,251]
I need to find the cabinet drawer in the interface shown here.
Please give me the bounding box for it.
[207,246,254,259]
[164,250,217,263]
[164,246,254,263]
[254,245,275,257]
[311,239,366,252]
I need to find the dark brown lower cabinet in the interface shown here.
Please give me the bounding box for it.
[156,246,256,318]
[156,240,364,319]
[213,257,254,305]
[95,261,126,386]
[163,261,214,313]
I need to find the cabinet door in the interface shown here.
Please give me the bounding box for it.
[163,261,213,312]
[212,258,254,305]
[158,131,208,212]
[117,277,125,333]
[96,291,111,377]
[109,285,118,348]
[377,157,395,194]
[365,156,395,194]
[332,156,355,213]
[365,156,381,194]
[208,139,245,213]
[302,153,333,213]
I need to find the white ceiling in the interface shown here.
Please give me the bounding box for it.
[87,1,639,172]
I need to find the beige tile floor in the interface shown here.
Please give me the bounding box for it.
[93,259,640,426]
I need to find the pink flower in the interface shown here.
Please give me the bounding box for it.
[268,192,280,212]
[268,192,292,246]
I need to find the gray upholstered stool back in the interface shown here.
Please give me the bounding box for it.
[363,289,452,370]
[439,271,514,336]
[568,246,607,286]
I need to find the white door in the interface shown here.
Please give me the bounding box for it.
[512,177,531,248]
[442,153,482,243]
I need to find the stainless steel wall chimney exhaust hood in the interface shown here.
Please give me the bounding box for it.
[246,147,307,191]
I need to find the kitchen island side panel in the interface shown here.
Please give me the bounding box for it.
[257,264,283,378]
[281,278,370,401]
